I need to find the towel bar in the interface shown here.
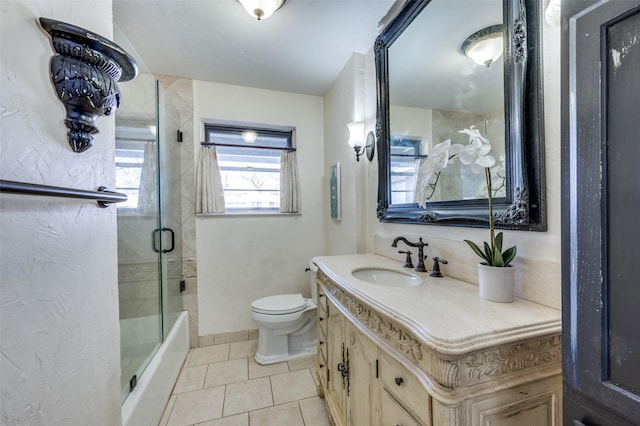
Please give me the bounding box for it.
[0,180,127,208]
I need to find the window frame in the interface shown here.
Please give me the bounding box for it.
[389,135,423,205]
[203,122,296,214]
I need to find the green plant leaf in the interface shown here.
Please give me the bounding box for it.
[464,240,487,262]
[483,242,493,265]
[493,248,504,267]
[495,232,503,253]
[502,246,517,266]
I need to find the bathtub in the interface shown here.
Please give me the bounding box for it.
[121,311,189,426]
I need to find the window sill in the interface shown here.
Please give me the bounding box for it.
[116,209,156,218]
[196,211,301,218]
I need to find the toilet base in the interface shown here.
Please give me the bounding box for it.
[254,315,317,365]
[255,344,317,365]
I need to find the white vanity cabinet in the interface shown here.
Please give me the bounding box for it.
[318,286,379,426]
[313,254,562,426]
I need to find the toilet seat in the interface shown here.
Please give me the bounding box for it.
[251,294,307,315]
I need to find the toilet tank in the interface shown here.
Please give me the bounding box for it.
[308,262,318,303]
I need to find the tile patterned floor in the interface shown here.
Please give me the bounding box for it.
[158,340,331,426]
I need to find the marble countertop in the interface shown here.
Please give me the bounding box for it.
[312,253,561,356]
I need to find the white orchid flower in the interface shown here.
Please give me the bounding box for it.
[457,127,496,173]
[416,140,454,187]
[458,125,489,144]
[429,139,465,169]
[414,139,462,207]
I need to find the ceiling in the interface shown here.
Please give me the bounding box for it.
[113,0,398,96]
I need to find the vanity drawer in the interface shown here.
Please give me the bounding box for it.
[379,350,431,425]
[380,388,423,426]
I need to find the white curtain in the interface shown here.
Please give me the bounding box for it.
[137,141,158,214]
[196,146,226,214]
[413,157,429,207]
[280,151,300,213]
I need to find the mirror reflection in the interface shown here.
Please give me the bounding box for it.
[388,0,505,205]
[376,0,546,230]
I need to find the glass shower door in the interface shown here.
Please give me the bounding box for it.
[157,81,183,339]
[116,78,184,404]
[115,76,163,403]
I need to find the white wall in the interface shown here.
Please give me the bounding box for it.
[0,1,122,425]
[193,81,326,336]
[325,19,563,310]
[323,53,371,255]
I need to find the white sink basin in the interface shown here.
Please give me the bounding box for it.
[352,268,422,287]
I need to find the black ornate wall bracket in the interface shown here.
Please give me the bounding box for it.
[38,18,138,153]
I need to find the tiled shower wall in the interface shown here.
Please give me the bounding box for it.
[157,76,199,348]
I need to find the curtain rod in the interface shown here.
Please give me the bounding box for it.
[0,180,127,208]
[201,142,295,152]
[392,153,429,159]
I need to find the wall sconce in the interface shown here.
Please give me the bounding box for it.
[38,18,137,153]
[347,121,375,162]
[461,25,504,68]
[237,0,286,21]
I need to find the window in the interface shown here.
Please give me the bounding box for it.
[115,142,145,209]
[390,136,422,205]
[204,124,294,212]
[115,118,157,210]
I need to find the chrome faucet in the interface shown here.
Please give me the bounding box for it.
[391,237,428,272]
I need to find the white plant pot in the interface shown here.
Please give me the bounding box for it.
[477,263,515,303]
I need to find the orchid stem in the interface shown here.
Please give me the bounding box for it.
[486,167,495,252]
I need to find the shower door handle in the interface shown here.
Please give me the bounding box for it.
[152,228,161,253]
[161,227,175,253]
[152,228,175,253]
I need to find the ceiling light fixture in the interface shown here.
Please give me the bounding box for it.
[461,25,504,68]
[237,0,286,21]
[241,130,258,143]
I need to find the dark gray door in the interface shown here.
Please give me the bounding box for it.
[562,1,640,425]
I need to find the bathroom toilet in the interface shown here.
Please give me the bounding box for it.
[251,263,318,365]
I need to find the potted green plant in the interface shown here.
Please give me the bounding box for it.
[415,126,517,302]
[463,170,517,302]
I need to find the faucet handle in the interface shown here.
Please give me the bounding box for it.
[429,257,448,278]
[398,250,414,269]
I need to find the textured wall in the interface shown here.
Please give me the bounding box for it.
[0,2,122,425]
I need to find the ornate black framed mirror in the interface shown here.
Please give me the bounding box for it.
[375,0,546,230]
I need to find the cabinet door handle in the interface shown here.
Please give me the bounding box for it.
[319,317,324,321]
[394,376,404,386]
[319,340,324,345]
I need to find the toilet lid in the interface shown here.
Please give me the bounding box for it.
[251,294,307,315]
